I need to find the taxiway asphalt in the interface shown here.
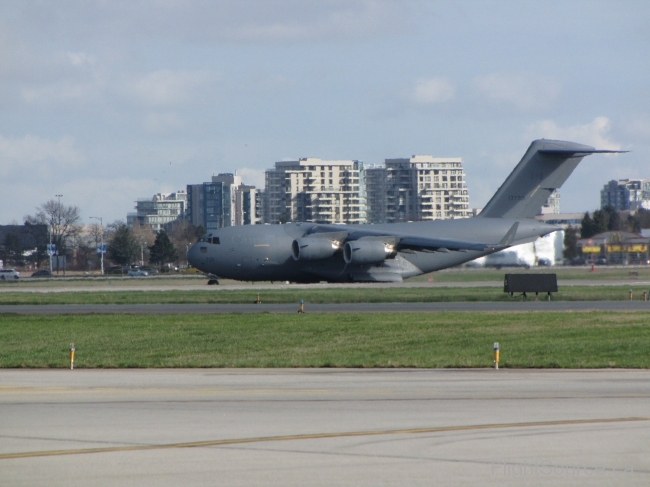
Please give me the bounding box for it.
[1,369,648,486]
[1,278,650,293]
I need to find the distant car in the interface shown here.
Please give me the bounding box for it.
[127,269,148,277]
[0,268,20,280]
[537,258,552,267]
[595,257,607,265]
[570,257,586,266]
[31,269,52,277]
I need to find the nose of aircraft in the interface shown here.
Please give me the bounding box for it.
[186,242,202,270]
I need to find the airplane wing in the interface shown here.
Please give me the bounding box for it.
[305,222,519,253]
[396,222,518,253]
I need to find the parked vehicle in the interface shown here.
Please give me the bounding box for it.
[31,269,52,277]
[127,269,148,277]
[570,257,587,266]
[0,268,20,280]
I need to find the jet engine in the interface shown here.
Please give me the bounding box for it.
[291,238,339,261]
[343,240,391,265]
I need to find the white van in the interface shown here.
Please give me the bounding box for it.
[0,268,20,280]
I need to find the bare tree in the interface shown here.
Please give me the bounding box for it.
[166,219,200,264]
[131,223,157,265]
[25,200,82,255]
[87,223,103,246]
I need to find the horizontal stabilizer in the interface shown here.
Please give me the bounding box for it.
[538,149,628,155]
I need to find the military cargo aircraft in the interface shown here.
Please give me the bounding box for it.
[187,140,624,283]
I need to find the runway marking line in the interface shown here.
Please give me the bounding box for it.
[1,417,646,460]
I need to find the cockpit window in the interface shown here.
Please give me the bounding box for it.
[200,236,220,244]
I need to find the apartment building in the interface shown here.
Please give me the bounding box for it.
[127,190,187,231]
[186,174,238,231]
[600,179,650,211]
[264,158,366,224]
[238,185,263,225]
[187,174,263,231]
[365,165,387,224]
[539,190,561,214]
[378,155,470,223]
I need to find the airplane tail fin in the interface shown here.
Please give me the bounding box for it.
[477,140,626,219]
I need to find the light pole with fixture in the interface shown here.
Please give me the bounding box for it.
[89,216,104,275]
[140,238,145,266]
[54,195,62,274]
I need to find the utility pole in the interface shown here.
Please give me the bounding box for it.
[48,224,53,274]
[55,195,62,274]
[90,216,104,275]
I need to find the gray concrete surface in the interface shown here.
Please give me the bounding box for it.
[2,279,650,293]
[1,369,648,486]
[1,300,650,314]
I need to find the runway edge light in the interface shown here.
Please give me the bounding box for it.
[493,342,500,370]
[69,343,75,370]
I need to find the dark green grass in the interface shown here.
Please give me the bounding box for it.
[1,285,650,305]
[417,266,650,282]
[1,311,648,368]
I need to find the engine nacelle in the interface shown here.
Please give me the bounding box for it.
[343,240,390,265]
[292,238,339,261]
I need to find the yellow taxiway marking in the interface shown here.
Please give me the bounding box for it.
[253,244,269,247]
[1,417,646,460]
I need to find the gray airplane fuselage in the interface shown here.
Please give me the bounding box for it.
[186,218,555,283]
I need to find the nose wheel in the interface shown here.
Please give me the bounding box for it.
[207,279,219,285]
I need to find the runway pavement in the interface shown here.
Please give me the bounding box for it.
[1,300,650,314]
[0,369,648,486]
[2,278,650,293]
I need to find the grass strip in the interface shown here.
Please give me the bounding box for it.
[1,311,648,368]
[1,285,650,305]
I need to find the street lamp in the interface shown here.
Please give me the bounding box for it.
[53,195,63,274]
[140,238,145,267]
[89,216,104,275]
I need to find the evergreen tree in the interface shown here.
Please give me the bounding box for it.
[580,212,595,238]
[149,231,178,266]
[607,210,622,231]
[563,226,579,259]
[592,209,608,234]
[107,224,139,265]
[628,208,650,232]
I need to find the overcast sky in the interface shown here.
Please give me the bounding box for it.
[1,0,649,224]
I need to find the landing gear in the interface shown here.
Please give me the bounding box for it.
[207,279,219,285]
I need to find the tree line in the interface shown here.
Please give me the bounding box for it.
[563,207,650,259]
[1,199,204,270]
